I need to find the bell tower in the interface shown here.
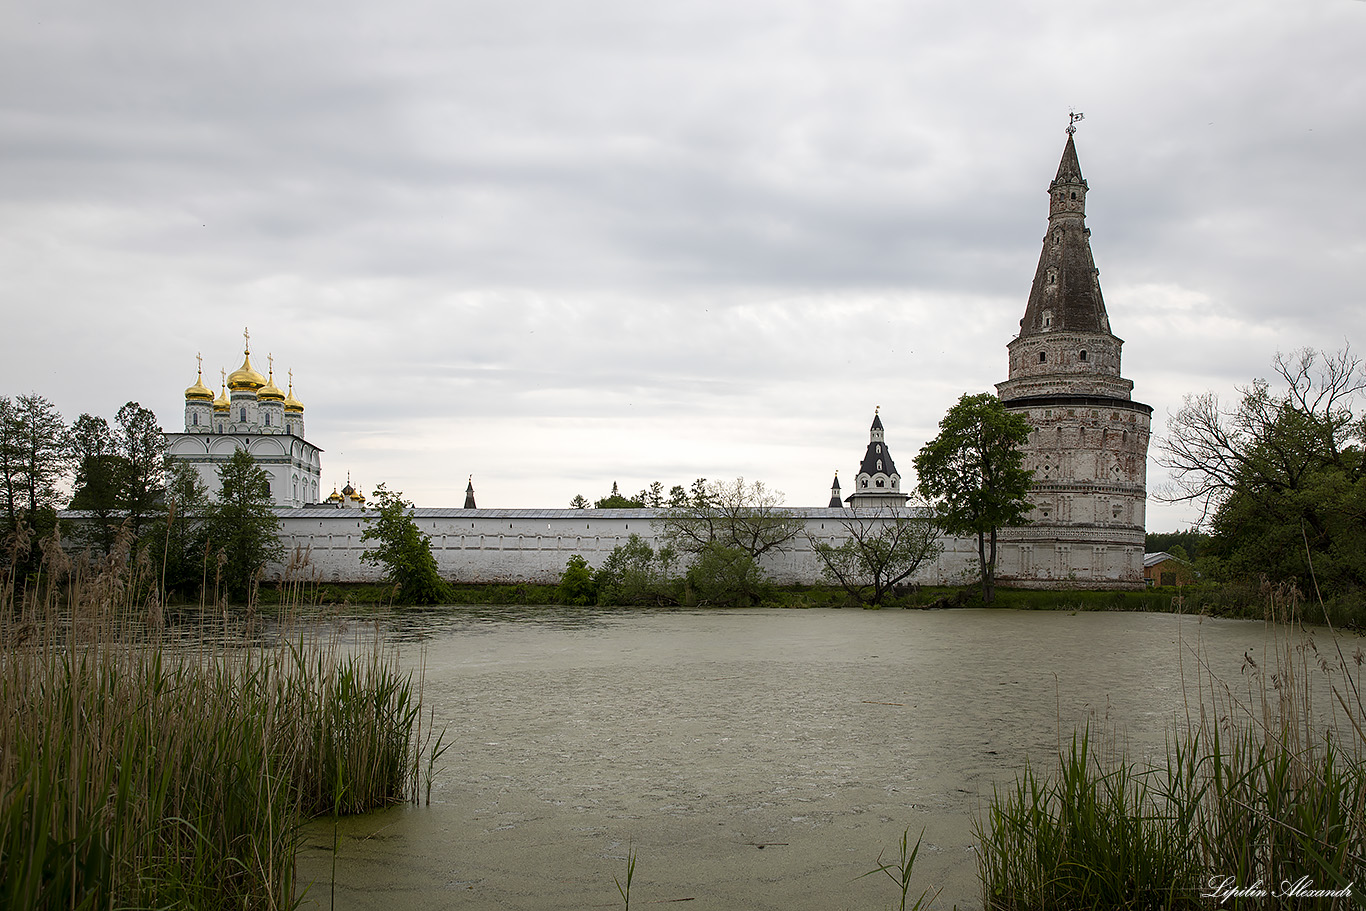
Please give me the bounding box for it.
[995,121,1152,589]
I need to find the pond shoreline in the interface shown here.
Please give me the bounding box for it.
[244,580,1360,629]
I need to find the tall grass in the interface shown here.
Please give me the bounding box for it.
[977,586,1366,909]
[1,525,433,910]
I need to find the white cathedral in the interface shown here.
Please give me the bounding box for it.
[161,128,1150,590]
[166,331,324,509]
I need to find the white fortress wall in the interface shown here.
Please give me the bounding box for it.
[274,507,985,586]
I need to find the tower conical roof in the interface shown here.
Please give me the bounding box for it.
[1017,133,1112,339]
[1054,132,1084,184]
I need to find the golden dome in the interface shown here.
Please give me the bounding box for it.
[213,374,230,412]
[325,487,342,504]
[227,351,267,392]
[259,366,285,402]
[284,371,304,412]
[185,359,213,402]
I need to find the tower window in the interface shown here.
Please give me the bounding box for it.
[1079,350,1087,361]
[876,479,884,488]
[240,408,247,422]
[1039,352,1047,363]
[192,413,198,426]
[877,460,883,471]
[264,412,271,426]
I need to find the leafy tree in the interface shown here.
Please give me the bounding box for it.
[1159,348,1363,519]
[361,484,451,605]
[811,506,942,607]
[592,534,678,605]
[1144,530,1211,561]
[595,481,644,509]
[656,477,802,562]
[684,541,768,607]
[203,449,283,602]
[557,554,597,605]
[914,393,1033,604]
[1158,347,1366,600]
[569,494,591,510]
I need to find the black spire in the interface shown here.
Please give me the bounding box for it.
[464,476,477,509]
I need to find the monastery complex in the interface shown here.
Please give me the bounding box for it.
[163,130,1152,590]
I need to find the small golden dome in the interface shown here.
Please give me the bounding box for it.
[185,360,213,402]
[213,374,230,412]
[284,371,304,412]
[325,487,342,503]
[259,367,285,402]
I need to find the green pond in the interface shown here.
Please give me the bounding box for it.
[293,606,1348,910]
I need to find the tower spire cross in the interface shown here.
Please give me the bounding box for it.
[243,327,250,355]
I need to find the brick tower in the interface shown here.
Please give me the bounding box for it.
[995,126,1151,589]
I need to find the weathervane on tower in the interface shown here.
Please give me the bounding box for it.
[1067,111,1085,135]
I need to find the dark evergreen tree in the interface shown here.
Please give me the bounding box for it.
[595,480,644,508]
[148,461,211,601]
[68,413,124,556]
[0,394,70,575]
[114,401,167,542]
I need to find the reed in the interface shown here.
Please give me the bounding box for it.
[861,828,940,911]
[977,586,1366,909]
[0,527,431,910]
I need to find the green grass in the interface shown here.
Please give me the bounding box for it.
[976,587,1366,909]
[1,533,434,910]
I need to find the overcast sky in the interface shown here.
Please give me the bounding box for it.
[2,0,1363,529]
